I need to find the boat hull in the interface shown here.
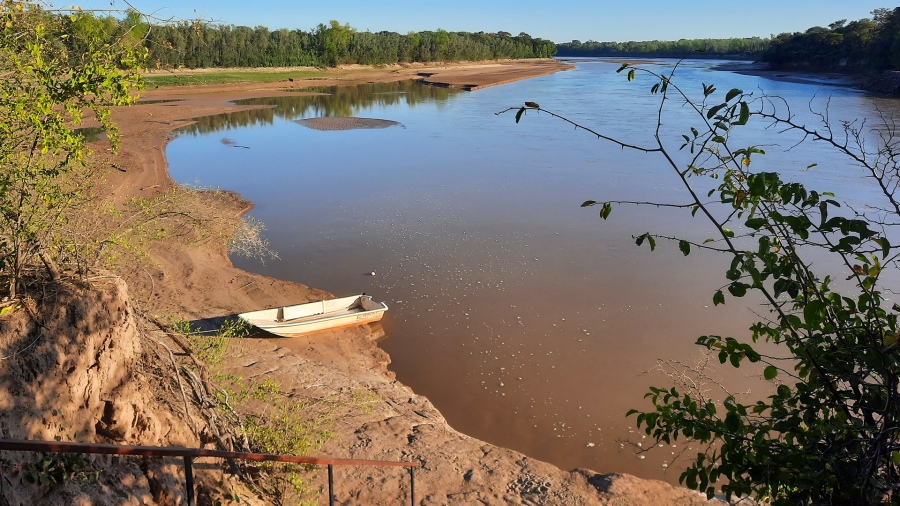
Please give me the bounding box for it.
[238,294,387,337]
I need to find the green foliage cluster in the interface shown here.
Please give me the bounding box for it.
[169,316,379,505]
[617,64,900,504]
[556,37,769,59]
[82,15,555,69]
[215,373,377,504]
[762,7,900,71]
[0,1,144,298]
[168,316,247,367]
[22,452,99,486]
[509,59,900,504]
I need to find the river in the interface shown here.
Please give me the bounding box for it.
[166,58,900,482]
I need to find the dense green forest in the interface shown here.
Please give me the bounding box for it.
[761,7,900,71]
[64,6,900,73]
[555,38,769,59]
[67,13,556,69]
[557,8,900,73]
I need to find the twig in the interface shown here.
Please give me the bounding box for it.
[163,342,198,434]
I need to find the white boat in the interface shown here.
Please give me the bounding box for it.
[238,294,388,337]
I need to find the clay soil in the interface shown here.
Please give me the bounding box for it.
[93,59,717,504]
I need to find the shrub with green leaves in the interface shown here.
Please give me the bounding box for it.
[168,315,380,505]
[23,452,99,486]
[507,59,900,504]
[0,1,146,297]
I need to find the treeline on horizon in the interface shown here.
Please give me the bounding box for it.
[66,13,556,69]
[761,7,900,71]
[557,7,900,73]
[556,37,769,59]
[61,6,900,73]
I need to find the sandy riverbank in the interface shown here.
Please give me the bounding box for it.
[95,59,716,504]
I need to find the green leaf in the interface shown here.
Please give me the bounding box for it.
[635,233,656,251]
[745,218,766,230]
[764,365,778,380]
[725,88,743,102]
[706,103,725,119]
[627,68,636,82]
[616,63,629,73]
[877,237,891,259]
[725,412,741,432]
[581,200,597,207]
[713,290,725,305]
[600,202,612,220]
[679,240,691,256]
[515,107,525,124]
[728,282,747,297]
[736,101,750,125]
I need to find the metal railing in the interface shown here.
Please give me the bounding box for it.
[0,439,420,506]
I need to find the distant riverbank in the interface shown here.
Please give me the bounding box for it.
[714,60,870,89]
[142,58,573,90]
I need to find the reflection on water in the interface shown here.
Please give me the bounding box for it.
[166,67,900,483]
[73,127,106,142]
[178,80,459,136]
[181,108,277,136]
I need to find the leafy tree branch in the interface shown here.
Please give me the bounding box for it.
[502,59,900,503]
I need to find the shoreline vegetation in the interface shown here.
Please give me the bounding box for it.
[70,7,900,80]
[557,8,900,78]
[141,59,573,90]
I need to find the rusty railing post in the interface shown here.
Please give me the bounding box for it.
[184,456,195,506]
[409,466,415,506]
[0,439,419,504]
[328,464,335,506]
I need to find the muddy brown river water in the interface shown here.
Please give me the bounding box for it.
[167,59,900,482]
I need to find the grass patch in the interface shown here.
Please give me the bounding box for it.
[144,69,337,87]
[168,314,381,505]
[144,70,322,87]
[142,65,405,87]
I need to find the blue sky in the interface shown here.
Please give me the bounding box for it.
[66,1,890,43]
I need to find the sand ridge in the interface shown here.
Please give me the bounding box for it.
[297,116,402,130]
